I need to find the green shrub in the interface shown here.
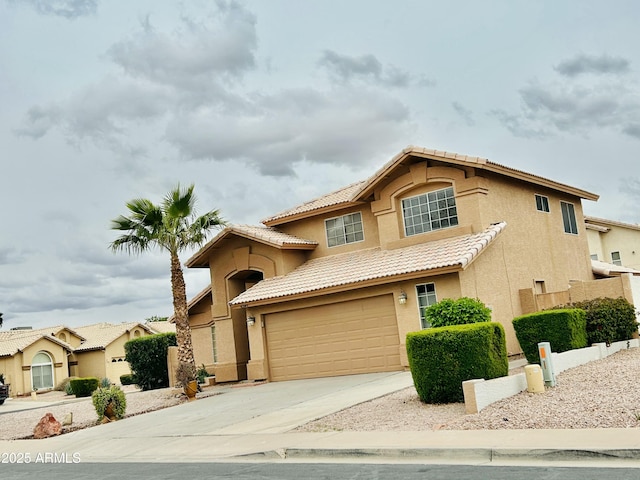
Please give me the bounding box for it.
[69,377,100,398]
[100,378,111,388]
[92,385,127,421]
[196,364,209,384]
[564,297,637,345]
[406,322,508,404]
[512,309,587,364]
[119,374,137,386]
[424,297,492,328]
[124,333,177,391]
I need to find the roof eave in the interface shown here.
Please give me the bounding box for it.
[230,265,464,308]
[352,146,599,202]
[262,201,366,227]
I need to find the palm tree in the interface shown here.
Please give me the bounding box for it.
[110,184,225,369]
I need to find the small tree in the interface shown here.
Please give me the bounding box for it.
[125,333,177,391]
[110,184,225,370]
[424,297,492,328]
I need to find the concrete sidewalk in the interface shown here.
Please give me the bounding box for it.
[1,371,639,465]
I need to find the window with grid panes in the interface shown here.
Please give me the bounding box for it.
[325,212,364,247]
[416,283,437,329]
[402,187,458,237]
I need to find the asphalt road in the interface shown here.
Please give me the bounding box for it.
[3,463,640,480]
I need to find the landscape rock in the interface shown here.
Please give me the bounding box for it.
[33,412,62,439]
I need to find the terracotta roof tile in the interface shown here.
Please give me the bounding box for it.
[73,322,153,352]
[261,182,365,224]
[0,331,72,357]
[230,222,506,305]
[592,260,640,277]
[228,225,318,246]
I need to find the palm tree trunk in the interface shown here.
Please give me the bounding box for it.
[170,251,196,368]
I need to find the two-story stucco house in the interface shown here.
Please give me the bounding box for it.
[586,216,640,271]
[186,146,599,383]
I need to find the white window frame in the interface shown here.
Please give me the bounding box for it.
[535,194,550,212]
[31,351,54,391]
[402,186,458,237]
[560,201,578,235]
[416,283,437,329]
[325,212,364,247]
[611,251,622,266]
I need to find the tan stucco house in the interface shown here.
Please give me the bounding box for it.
[586,216,640,270]
[186,146,602,383]
[0,322,155,396]
[0,330,72,396]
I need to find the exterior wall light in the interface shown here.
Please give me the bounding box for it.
[398,291,407,305]
[246,316,256,326]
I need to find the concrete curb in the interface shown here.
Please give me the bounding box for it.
[240,446,640,463]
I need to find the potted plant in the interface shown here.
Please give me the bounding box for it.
[92,385,127,422]
[175,362,198,400]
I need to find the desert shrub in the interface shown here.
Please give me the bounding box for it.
[564,297,637,345]
[424,297,492,328]
[92,385,127,421]
[100,378,111,388]
[69,377,100,398]
[406,322,508,404]
[54,377,71,392]
[196,364,209,384]
[512,309,587,364]
[124,333,176,391]
[119,374,137,386]
[175,362,197,387]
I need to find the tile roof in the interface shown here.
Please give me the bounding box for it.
[73,322,153,352]
[591,260,640,277]
[263,146,599,226]
[146,321,176,334]
[0,331,72,358]
[186,225,317,267]
[585,216,640,232]
[230,222,506,305]
[261,182,366,225]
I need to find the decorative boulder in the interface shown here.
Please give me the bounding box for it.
[33,413,62,439]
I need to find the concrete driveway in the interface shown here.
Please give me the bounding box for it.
[0,371,414,461]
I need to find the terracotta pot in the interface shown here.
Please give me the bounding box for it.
[104,402,117,421]
[184,380,198,400]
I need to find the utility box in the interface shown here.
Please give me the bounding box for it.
[524,365,545,393]
[537,342,556,387]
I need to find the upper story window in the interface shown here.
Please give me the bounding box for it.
[325,212,364,247]
[416,283,437,329]
[560,201,578,235]
[535,194,550,212]
[402,186,458,237]
[611,251,622,266]
[590,254,598,260]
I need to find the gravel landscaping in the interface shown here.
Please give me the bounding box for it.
[2,348,639,440]
[298,347,640,432]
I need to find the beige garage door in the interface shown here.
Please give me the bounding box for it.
[265,295,402,381]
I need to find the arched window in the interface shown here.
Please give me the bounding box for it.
[58,332,67,343]
[133,330,141,338]
[31,351,54,390]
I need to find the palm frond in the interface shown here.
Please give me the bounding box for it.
[164,184,195,219]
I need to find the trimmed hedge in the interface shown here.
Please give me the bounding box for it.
[124,333,176,391]
[406,322,508,404]
[424,297,492,328]
[512,309,587,364]
[565,297,637,345]
[69,377,99,398]
[119,374,137,386]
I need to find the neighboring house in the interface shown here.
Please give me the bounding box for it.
[0,322,155,396]
[585,216,640,270]
[185,146,601,383]
[72,322,155,381]
[0,330,72,396]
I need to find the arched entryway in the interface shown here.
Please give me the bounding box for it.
[226,270,264,381]
[31,351,54,391]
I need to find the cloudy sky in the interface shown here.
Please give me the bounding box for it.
[2,0,640,330]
